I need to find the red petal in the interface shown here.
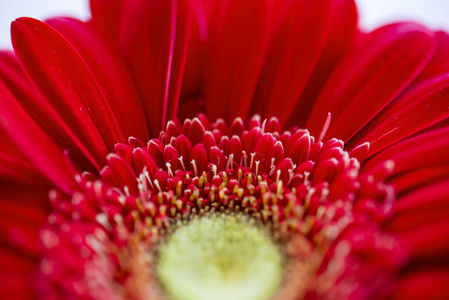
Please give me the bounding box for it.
[413,31,449,83]
[11,17,124,150]
[47,18,150,142]
[90,0,124,40]
[0,52,104,171]
[118,0,190,136]
[307,23,435,141]
[203,0,271,122]
[166,0,194,121]
[347,73,449,155]
[0,81,75,193]
[393,269,449,300]
[362,126,449,180]
[287,0,357,128]
[251,0,332,125]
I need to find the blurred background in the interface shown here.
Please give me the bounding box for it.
[0,0,448,49]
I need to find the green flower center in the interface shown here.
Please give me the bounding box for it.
[156,214,284,300]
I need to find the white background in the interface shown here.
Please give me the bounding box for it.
[0,0,448,49]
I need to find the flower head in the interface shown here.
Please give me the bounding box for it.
[1,0,449,299]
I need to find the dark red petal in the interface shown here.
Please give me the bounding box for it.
[132,148,159,176]
[288,133,311,166]
[201,131,217,150]
[104,153,138,194]
[254,133,276,161]
[228,135,243,162]
[173,134,192,168]
[265,117,281,134]
[147,140,165,167]
[164,145,183,171]
[114,143,133,163]
[165,121,180,144]
[348,142,370,163]
[273,141,284,165]
[209,146,226,171]
[229,117,245,137]
[188,117,206,145]
[307,23,435,141]
[190,144,208,175]
[203,0,271,122]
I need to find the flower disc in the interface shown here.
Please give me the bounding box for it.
[39,115,397,299]
[156,214,283,300]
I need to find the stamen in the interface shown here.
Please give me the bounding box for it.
[241,150,248,167]
[123,186,130,197]
[255,161,260,177]
[226,154,234,170]
[318,112,331,143]
[166,162,174,177]
[178,156,186,171]
[191,159,198,177]
[250,153,256,169]
[276,169,281,183]
[154,179,163,193]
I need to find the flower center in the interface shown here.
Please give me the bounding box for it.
[38,114,396,299]
[156,213,283,300]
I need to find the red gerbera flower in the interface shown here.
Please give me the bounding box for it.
[1,0,449,299]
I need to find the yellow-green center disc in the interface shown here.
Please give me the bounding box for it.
[156,214,284,300]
